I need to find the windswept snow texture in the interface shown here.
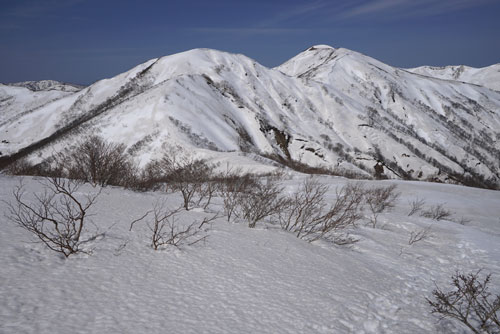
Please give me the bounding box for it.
[407,64,500,92]
[1,46,500,187]
[0,174,499,333]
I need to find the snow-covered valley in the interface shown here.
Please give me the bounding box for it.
[0,173,499,334]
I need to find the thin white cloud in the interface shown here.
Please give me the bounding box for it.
[190,0,496,36]
[187,1,327,36]
[338,0,495,19]
[188,27,312,35]
[256,1,330,27]
[340,0,407,18]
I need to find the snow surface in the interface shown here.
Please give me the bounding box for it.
[407,64,500,92]
[0,84,77,126]
[1,174,499,333]
[7,80,83,92]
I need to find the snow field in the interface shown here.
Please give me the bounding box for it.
[1,174,499,333]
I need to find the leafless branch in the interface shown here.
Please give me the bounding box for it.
[408,197,426,216]
[427,270,500,334]
[408,225,432,245]
[4,177,101,257]
[279,179,365,242]
[364,184,400,228]
[421,204,453,221]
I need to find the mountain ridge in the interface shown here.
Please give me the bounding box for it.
[1,46,499,188]
[6,80,84,92]
[406,63,500,91]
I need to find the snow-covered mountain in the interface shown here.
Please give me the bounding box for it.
[7,80,84,92]
[1,46,499,188]
[0,80,84,127]
[407,64,500,91]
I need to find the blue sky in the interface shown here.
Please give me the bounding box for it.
[1,0,499,85]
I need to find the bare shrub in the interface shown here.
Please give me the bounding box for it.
[4,177,101,257]
[408,225,432,245]
[4,158,39,176]
[427,271,500,334]
[331,234,360,246]
[152,154,217,210]
[130,201,214,250]
[453,216,472,225]
[195,181,219,210]
[408,197,426,216]
[364,184,400,228]
[216,169,260,222]
[63,135,136,187]
[421,204,453,221]
[234,177,289,228]
[279,178,327,237]
[4,157,64,178]
[127,160,168,192]
[279,179,365,242]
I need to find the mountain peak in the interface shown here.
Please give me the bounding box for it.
[307,45,335,50]
[276,44,358,78]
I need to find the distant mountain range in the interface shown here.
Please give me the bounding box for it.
[1,45,499,188]
[407,64,500,91]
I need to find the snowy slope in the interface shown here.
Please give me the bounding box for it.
[277,46,500,187]
[1,46,500,188]
[1,174,499,333]
[0,82,82,126]
[8,80,84,92]
[407,64,500,91]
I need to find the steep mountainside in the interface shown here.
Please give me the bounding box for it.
[407,64,500,91]
[1,46,499,188]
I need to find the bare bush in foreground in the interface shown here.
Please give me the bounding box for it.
[130,201,212,250]
[217,170,260,222]
[365,184,400,228]
[453,216,472,225]
[4,178,101,257]
[427,271,500,334]
[408,225,432,245]
[408,197,426,216]
[235,177,288,228]
[421,204,453,221]
[64,135,136,187]
[153,154,217,210]
[194,181,219,210]
[279,179,364,242]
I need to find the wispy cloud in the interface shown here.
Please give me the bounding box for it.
[255,1,330,27]
[186,1,327,37]
[188,27,312,35]
[184,0,495,37]
[338,0,495,20]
